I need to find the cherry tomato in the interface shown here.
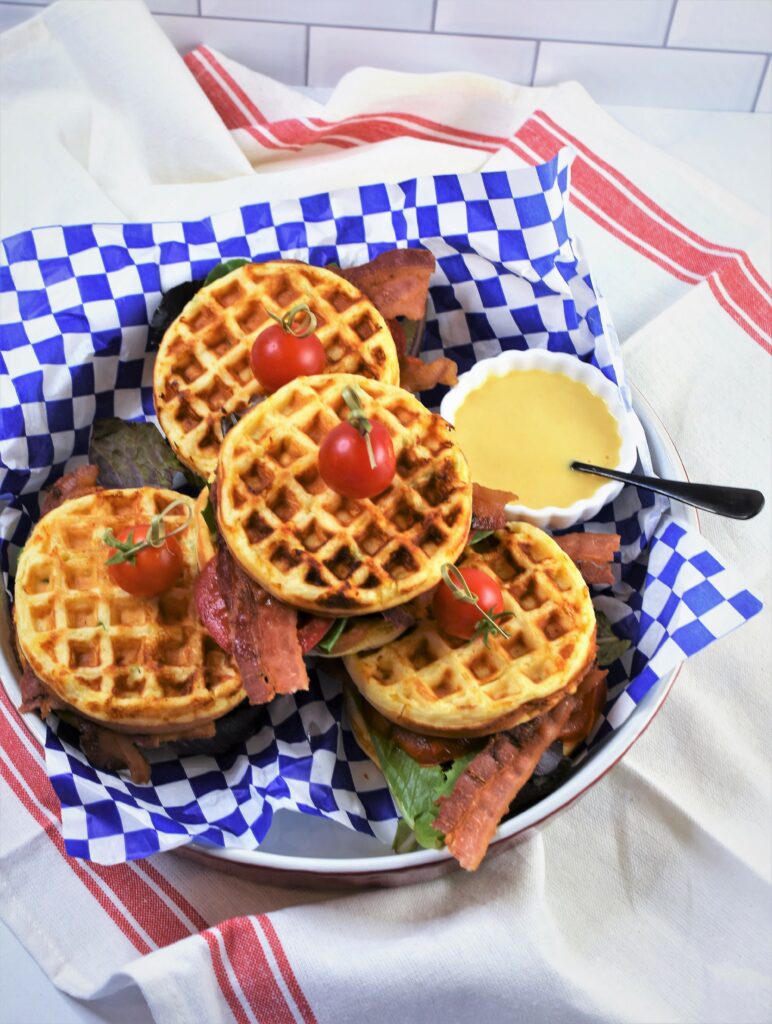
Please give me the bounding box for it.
[250,323,325,392]
[433,567,504,640]
[107,525,184,598]
[318,420,396,499]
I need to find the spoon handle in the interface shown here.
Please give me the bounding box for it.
[571,462,765,520]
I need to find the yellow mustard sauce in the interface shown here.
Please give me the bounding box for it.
[453,368,622,508]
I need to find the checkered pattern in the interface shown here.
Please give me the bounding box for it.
[0,150,762,863]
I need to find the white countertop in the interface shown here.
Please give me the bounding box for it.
[1,103,770,1024]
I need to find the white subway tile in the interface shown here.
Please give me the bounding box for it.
[437,0,672,46]
[534,41,767,110]
[668,0,772,54]
[156,14,306,84]
[146,0,198,13]
[0,2,41,32]
[202,0,433,31]
[308,26,536,87]
[755,59,771,112]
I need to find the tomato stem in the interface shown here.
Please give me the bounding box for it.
[341,385,377,471]
[265,302,318,338]
[439,563,511,642]
[103,499,192,566]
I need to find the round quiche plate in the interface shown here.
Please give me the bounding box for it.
[0,387,697,888]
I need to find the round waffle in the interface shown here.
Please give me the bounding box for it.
[216,373,473,615]
[14,487,244,733]
[344,523,597,738]
[153,261,400,478]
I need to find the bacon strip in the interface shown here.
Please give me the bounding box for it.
[554,532,620,586]
[40,465,100,516]
[78,722,151,784]
[387,318,408,360]
[471,483,517,530]
[19,665,67,718]
[560,667,608,747]
[433,697,576,871]
[217,544,309,703]
[338,248,435,320]
[399,354,458,393]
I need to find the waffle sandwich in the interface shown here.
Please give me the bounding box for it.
[153,261,400,478]
[215,373,473,615]
[344,523,597,737]
[14,487,244,737]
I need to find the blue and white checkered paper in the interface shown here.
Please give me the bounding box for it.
[0,149,762,864]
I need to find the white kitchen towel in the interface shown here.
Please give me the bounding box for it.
[0,3,770,1024]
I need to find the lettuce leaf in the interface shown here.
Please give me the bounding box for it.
[204,258,251,285]
[369,729,475,850]
[595,609,632,667]
[89,418,192,489]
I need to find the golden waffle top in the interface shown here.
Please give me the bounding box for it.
[14,488,244,733]
[153,261,400,478]
[344,523,597,737]
[216,373,473,615]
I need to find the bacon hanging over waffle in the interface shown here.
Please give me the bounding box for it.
[40,465,100,517]
[217,545,309,703]
[433,696,577,871]
[399,354,458,394]
[19,665,67,718]
[337,248,435,320]
[471,483,518,530]
[554,532,620,586]
[559,666,608,749]
[78,722,151,784]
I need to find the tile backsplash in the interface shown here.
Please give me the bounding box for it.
[1,0,770,111]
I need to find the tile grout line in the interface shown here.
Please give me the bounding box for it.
[530,40,540,87]
[1,3,770,65]
[663,0,678,46]
[750,53,770,111]
[304,23,310,87]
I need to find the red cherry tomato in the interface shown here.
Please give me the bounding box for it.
[433,567,504,640]
[250,323,325,392]
[318,421,396,499]
[107,525,184,598]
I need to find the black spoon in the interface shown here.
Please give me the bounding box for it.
[570,462,765,520]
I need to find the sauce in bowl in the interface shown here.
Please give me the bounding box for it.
[453,368,622,509]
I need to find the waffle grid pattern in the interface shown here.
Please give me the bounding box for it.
[0,153,762,863]
[217,374,471,613]
[14,489,244,730]
[154,261,399,476]
[345,524,595,736]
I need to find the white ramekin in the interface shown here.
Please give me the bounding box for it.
[440,349,639,530]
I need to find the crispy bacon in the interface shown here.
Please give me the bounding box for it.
[217,543,269,703]
[79,722,151,785]
[40,465,100,517]
[555,532,620,586]
[217,545,309,703]
[19,665,67,718]
[471,483,517,531]
[381,606,416,631]
[257,593,309,695]
[560,666,608,748]
[399,354,458,393]
[387,318,408,360]
[433,697,577,871]
[338,248,435,320]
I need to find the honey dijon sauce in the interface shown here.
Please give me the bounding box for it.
[453,369,622,508]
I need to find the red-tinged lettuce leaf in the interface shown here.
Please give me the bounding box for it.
[89,418,193,489]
